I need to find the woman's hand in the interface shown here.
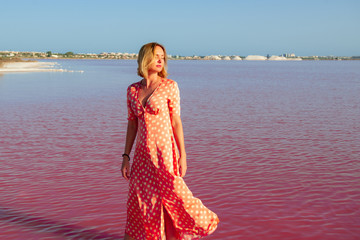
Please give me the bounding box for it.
[179,155,187,177]
[121,158,131,181]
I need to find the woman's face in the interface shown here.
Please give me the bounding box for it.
[148,46,165,74]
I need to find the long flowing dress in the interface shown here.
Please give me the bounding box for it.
[125,78,219,239]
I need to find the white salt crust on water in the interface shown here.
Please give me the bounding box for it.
[0,62,84,73]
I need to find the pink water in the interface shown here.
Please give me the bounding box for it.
[1,60,359,239]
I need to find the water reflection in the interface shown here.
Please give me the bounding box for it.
[0,207,123,239]
[0,60,360,239]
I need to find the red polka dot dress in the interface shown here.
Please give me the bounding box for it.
[125,78,219,239]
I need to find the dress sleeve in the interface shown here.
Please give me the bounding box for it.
[168,81,181,117]
[127,86,136,121]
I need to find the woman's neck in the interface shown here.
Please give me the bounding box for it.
[142,72,161,88]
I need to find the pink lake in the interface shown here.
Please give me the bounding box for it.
[0,60,359,239]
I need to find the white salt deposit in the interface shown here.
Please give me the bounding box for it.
[0,61,84,73]
[232,56,242,60]
[268,55,288,61]
[244,55,267,61]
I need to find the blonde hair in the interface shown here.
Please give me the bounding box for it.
[137,42,168,79]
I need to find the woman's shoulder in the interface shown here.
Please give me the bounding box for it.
[163,78,178,88]
[127,81,141,92]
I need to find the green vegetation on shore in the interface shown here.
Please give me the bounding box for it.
[0,57,36,67]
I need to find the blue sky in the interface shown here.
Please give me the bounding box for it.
[1,0,359,56]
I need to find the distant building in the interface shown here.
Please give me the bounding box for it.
[282,53,296,57]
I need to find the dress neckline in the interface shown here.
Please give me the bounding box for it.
[136,78,164,109]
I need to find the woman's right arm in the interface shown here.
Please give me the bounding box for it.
[121,118,138,181]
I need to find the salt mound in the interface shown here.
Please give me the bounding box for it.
[245,55,267,61]
[206,55,221,60]
[268,56,287,61]
[287,57,302,61]
[232,56,242,60]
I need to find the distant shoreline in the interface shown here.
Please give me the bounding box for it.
[25,57,360,61]
[4,57,360,62]
[2,51,360,61]
[1,55,359,73]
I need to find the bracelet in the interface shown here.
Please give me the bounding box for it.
[122,153,130,161]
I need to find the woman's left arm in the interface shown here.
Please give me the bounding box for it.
[171,114,187,177]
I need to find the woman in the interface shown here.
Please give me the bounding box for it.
[121,42,219,240]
